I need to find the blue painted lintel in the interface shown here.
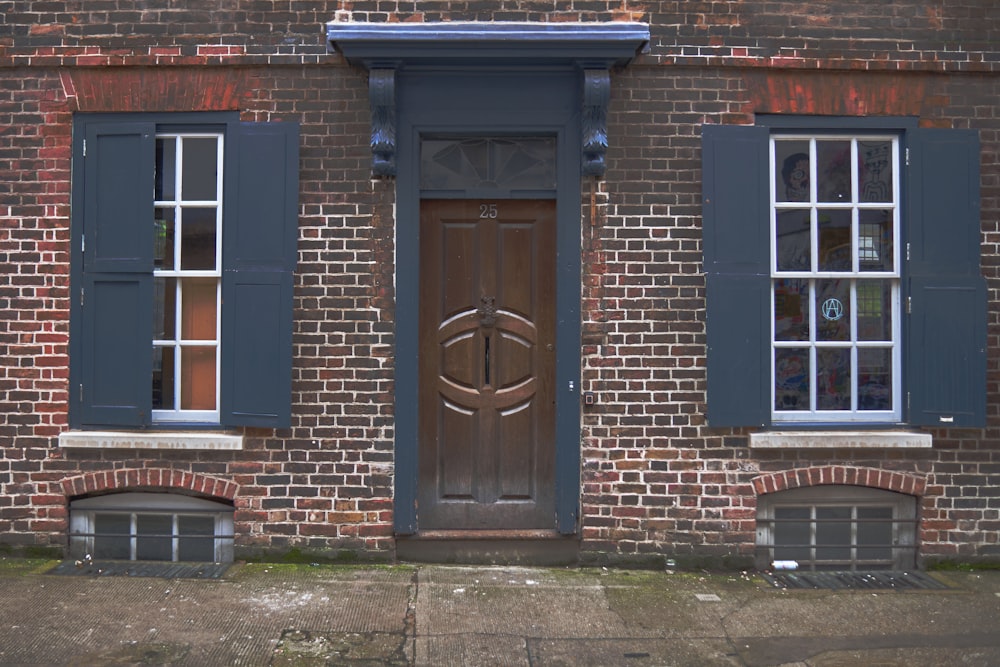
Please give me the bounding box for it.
[327,21,650,68]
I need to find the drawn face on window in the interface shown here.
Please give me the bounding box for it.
[782,153,809,202]
[860,142,891,202]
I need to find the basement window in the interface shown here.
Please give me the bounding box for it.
[756,485,916,571]
[69,492,234,563]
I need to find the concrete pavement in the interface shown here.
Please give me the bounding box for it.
[0,558,998,666]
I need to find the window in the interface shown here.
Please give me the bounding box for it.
[771,136,901,422]
[703,119,986,428]
[756,486,916,571]
[70,493,234,563]
[154,133,223,422]
[69,114,299,430]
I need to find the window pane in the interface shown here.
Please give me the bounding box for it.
[858,209,894,271]
[181,347,217,410]
[775,141,810,202]
[774,279,809,341]
[181,278,218,341]
[816,279,850,341]
[816,507,852,565]
[857,507,894,563]
[856,280,892,341]
[178,516,216,562]
[858,348,893,411]
[816,140,852,202]
[817,210,852,271]
[775,348,809,411]
[179,208,217,270]
[136,515,173,560]
[420,137,556,191]
[154,208,175,270]
[94,514,131,559]
[181,137,219,201]
[152,346,175,410]
[155,137,176,201]
[775,210,811,271]
[153,277,176,341]
[491,138,557,190]
[816,348,850,410]
[859,141,893,203]
[774,507,811,561]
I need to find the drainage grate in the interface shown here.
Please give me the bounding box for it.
[47,560,229,579]
[761,570,949,590]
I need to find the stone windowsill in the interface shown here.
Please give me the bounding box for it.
[58,431,243,451]
[749,430,932,449]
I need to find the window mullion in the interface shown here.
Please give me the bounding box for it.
[850,506,859,571]
[173,279,183,411]
[809,280,817,413]
[130,513,138,560]
[172,515,179,562]
[809,506,818,571]
[850,280,858,413]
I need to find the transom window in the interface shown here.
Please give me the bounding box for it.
[153,134,223,422]
[771,136,901,422]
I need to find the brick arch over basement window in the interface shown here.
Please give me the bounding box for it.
[751,466,926,498]
[60,469,238,502]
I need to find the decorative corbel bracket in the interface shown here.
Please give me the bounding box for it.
[582,69,611,178]
[327,23,650,179]
[369,68,396,177]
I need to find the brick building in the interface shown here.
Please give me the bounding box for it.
[1,2,998,569]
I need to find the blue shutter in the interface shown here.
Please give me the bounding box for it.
[906,128,986,427]
[77,123,155,426]
[220,121,299,428]
[79,276,153,426]
[702,125,771,427]
[84,124,156,273]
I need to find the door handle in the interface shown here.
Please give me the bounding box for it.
[477,295,497,328]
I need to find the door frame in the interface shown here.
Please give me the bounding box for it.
[394,70,583,535]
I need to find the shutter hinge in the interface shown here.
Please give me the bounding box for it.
[81,233,85,253]
[906,242,910,262]
[82,139,87,157]
[907,391,911,412]
[80,287,84,307]
[905,147,910,166]
[906,295,912,314]
[79,383,84,403]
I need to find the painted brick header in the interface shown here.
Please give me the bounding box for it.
[1,2,997,72]
[753,467,927,498]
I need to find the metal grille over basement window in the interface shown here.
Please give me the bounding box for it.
[70,492,234,563]
[756,485,916,571]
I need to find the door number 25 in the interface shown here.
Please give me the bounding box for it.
[479,203,498,219]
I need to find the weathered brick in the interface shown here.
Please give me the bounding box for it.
[0,0,998,566]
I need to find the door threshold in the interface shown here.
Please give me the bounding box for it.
[396,530,579,565]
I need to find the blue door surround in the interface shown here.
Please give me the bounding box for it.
[327,22,649,535]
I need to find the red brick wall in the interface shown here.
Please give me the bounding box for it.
[1,1,998,565]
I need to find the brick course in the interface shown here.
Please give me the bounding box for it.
[1,1,998,566]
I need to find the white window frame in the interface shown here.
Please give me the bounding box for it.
[69,492,234,563]
[769,134,902,423]
[152,132,224,423]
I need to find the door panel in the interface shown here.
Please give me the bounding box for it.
[418,199,556,529]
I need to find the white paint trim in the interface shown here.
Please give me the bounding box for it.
[58,431,243,450]
[750,430,931,449]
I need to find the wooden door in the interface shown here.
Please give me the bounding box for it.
[418,200,556,530]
